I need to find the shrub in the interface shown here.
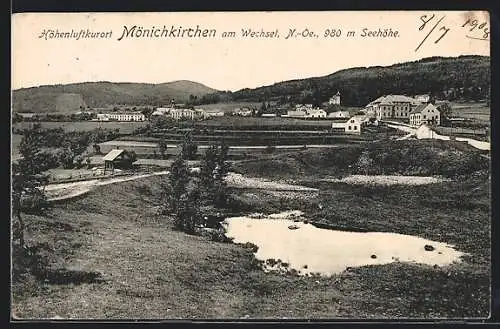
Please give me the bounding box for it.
[181,132,198,160]
[20,190,48,214]
[208,229,233,243]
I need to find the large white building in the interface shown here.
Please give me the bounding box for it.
[409,103,440,126]
[365,95,421,120]
[152,107,207,120]
[96,111,145,121]
[169,108,195,120]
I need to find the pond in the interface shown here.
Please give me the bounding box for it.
[223,211,465,277]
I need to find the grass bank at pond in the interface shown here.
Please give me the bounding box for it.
[12,167,490,318]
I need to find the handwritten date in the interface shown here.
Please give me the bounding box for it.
[462,18,489,41]
[415,14,450,52]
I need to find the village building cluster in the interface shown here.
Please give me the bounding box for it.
[285,104,327,119]
[363,94,440,126]
[84,91,439,135]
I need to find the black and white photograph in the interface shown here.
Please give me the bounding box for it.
[11,11,491,320]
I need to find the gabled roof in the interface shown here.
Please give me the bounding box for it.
[103,149,125,161]
[409,103,436,114]
[368,95,420,106]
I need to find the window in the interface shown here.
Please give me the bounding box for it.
[354,126,358,130]
[348,126,352,130]
[423,115,426,119]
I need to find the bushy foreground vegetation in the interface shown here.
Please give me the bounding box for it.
[233,139,489,179]
[162,141,230,234]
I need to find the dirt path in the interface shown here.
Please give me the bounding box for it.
[226,173,318,191]
[321,175,450,186]
[386,123,490,151]
[45,171,168,201]
[45,171,317,201]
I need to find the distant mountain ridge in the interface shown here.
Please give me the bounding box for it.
[12,55,490,113]
[12,80,218,113]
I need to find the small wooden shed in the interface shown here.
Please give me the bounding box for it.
[102,149,136,174]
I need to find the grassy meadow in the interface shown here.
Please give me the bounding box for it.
[11,138,491,319]
[450,101,490,124]
[12,121,148,134]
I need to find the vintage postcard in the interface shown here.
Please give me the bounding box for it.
[11,11,491,320]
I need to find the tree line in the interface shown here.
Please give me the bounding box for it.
[203,56,491,107]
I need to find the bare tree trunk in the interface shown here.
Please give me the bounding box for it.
[15,208,25,250]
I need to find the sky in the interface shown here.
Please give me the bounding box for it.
[12,11,490,91]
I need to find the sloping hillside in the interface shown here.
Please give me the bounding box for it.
[12,80,218,113]
[12,55,490,112]
[232,55,490,106]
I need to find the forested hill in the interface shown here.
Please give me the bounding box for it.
[231,55,490,106]
[12,80,218,113]
[12,55,490,113]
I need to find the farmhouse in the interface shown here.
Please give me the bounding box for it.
[306,109,327,119]
[296,104,314,111]
[103,149,136,174]
[234,107,253,116]
[327,110,350,118]
[366,95,421,121]
[205,110,225,117]
[331,115,365,134]
[409,103,440,127]
[345,116,363,134]
[328,91,341,105]
[414,94,431,103]
[286,107,326,119]
[97,111,146,121]
[151,107,173,116]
